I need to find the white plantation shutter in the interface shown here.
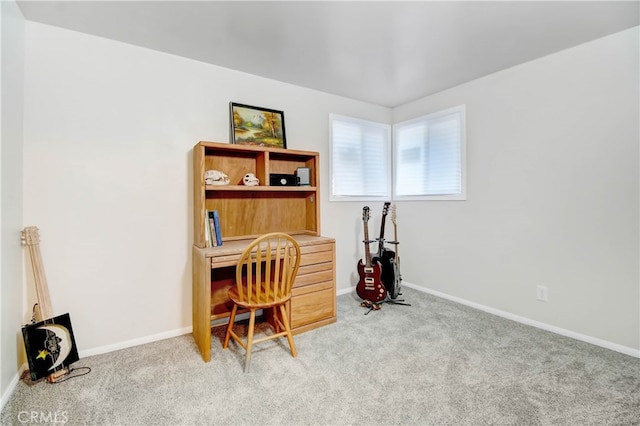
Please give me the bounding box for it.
[330,115,391,200]
[393,106,466,200]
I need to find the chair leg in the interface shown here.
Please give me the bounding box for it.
[279,304,297,357]
[271,308,281,333]
[223,304,238,349]
[244,309,256,373]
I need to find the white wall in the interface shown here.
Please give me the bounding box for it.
[22,22,390,355]
[1,0,25,408]
[394,27,639,352]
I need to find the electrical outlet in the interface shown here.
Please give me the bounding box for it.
[536,285,548,302]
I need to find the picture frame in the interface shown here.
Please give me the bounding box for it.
[230,102,287,149]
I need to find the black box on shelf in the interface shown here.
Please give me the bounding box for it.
[270,174,299,186]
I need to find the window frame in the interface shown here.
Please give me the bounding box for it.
[392,105,467,201]
[329,114,392,202]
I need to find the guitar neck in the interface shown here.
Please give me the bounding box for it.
[391,204,399,261]
[363,220,372,268]
[393,222,399,260]
[377,216,387,254]
[377,202,390,255]
[22,227,54,321]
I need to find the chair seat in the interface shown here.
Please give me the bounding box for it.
[228,287,292,310]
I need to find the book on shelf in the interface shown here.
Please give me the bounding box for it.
[204,214,211,247]
[213,210,223,246]
[208,210,218,246]
[205,210,223,247]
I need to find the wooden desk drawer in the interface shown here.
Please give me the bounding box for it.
[291,282,335,329]
[294,267,333,288]
[300,249,333,266]
[300,242,333,255]
[292,280,333,297]
[297,261,332,275]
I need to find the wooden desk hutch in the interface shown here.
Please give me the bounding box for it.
[192,141,337,362]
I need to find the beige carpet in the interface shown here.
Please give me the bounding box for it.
[2,287,639,425]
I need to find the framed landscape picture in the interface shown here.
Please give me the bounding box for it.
[230,102,287,149]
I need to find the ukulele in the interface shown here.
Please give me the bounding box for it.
[389,204,402,299]
[21,227,70,382]
[356,206,387,302]
[372,202,397,300]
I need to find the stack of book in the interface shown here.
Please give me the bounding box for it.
[204,210,223,247]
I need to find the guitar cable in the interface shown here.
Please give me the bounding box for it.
[49,366,92,383]
[360,300,383,315]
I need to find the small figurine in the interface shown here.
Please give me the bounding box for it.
[242,173,260,186]
[204,170,230,185]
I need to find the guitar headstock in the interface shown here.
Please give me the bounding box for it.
[382,201,390,217]
[362,206,371,222]
[21,226,41,246]
[391,204,397,224]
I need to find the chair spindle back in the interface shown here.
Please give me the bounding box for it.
[236,233,301,306]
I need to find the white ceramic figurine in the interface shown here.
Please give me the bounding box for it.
[204,170,230,185]
[242,173,260,186]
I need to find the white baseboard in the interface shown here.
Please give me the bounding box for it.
[80,311,263,359]
[402,282,640,359]
[1,362,27,411]
[336,287,352,297]
[80,326,192,358]
[83,284,640,360]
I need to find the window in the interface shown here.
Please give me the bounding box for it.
[329,105,465,201]
[393,105,466,200]
[329,114,391,201]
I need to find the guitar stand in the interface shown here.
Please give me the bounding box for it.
[360,294,411,315]
[386,296,411,306]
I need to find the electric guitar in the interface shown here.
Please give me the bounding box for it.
[372,202,397,299]
[389,204,402,299]
[356,207,387,302]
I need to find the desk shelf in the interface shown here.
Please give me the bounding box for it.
[193,141,320,247]
[206,185,317,192]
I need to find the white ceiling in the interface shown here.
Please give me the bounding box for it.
[17,1,640,107]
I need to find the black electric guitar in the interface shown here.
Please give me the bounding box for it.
[356,207,386,302]
[372,202,397,300]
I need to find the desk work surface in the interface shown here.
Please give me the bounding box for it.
[196,234,335,265]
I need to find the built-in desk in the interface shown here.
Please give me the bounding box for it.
[192,234,336,362]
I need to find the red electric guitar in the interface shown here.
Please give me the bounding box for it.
[356,206,387,302]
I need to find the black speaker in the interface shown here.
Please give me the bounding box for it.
[296,167,310,186]
[270,173,298,186]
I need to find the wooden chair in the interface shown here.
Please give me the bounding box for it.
[223,232,301,372]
